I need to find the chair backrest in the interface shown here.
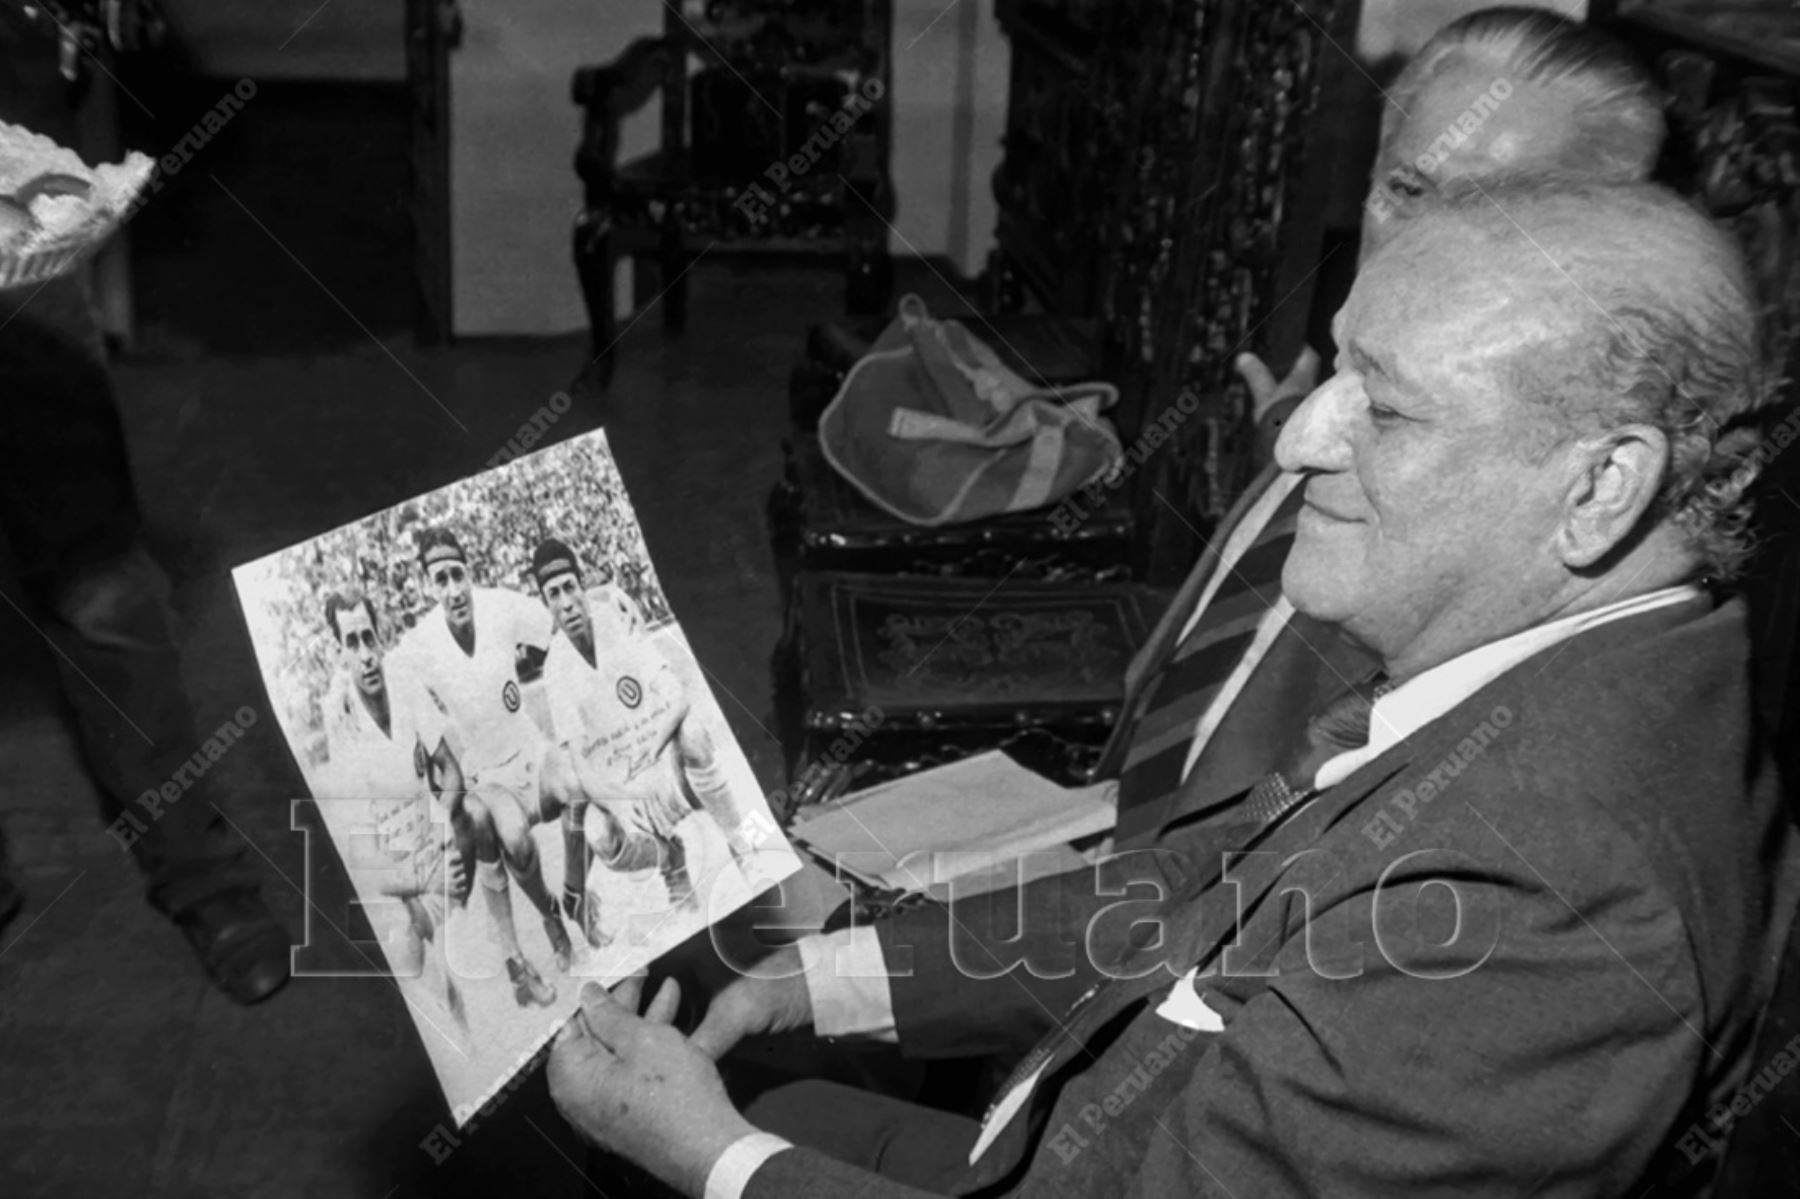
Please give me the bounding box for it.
[571,37,682,191]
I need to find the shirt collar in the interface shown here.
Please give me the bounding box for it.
[1314,583,1705,791]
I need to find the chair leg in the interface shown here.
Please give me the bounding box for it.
[573,209,617,387]
[661,218,688,335]
[846,235,892,316]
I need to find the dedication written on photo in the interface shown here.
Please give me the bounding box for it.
[232,427,801,1126]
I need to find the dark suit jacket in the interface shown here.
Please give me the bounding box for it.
[749,596,1800,1197]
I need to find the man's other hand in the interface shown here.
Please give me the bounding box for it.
[690,944,814,1059]
[548,976,755,1192]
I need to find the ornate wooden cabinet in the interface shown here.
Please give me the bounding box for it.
[1098,0,1359,583]
[978,0,1360,581]
[984,0,1121,316]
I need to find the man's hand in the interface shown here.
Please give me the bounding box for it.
[548,976,756,1194]
[1236,346,1322,427]
[690,944,815,1059]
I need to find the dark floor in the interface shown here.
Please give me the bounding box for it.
[0,238,971,1196]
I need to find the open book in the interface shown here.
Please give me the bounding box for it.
[788,751,1117,900]
[232,427,801,1127]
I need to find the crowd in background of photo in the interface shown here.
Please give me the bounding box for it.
[249,438,674,768]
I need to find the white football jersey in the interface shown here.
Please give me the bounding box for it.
[321,667,450,897]
[542,587,692,832]
[394,584,553,792]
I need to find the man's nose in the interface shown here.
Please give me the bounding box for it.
[1275,371,1357,475]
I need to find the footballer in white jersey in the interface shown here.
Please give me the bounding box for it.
[530,537,750,948]
[320,591,472,1029]
[395,528,576,1006]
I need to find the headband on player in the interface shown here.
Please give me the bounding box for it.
[531,537,581,589]
[418,528,468,570]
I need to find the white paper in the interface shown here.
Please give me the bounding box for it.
[789,751,1116,894]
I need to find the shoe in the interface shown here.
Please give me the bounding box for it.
[174,890,291,1006]
[508,956,556,1008]
[544,912,574,973]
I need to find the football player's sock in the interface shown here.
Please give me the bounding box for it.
[684,752,750,853]
[560,807,587,917]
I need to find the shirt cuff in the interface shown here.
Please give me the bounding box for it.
[703,1131,793,1199]
[797,926,899,1042]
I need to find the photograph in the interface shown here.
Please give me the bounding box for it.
[231,428,799,1125]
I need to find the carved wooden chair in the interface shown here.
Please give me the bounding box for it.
[571,4,894,387]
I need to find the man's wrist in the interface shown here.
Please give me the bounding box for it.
[700,1128,792,1199]
[673,1112,762,1197]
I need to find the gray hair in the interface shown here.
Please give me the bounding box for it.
[1413,179,1772,580]
[1385,6,1666,183]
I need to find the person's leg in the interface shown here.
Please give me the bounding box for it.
[538,746,593,925]
[488,780,573,971]
[0,263,288,1001]
[468,787,557,1004]
[743,1080,980,1190]
[673,719,753,861]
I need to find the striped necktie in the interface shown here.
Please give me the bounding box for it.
[1236,670,1388,827]
[1116,488,1302,816]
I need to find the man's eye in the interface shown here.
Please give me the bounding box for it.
[1368,401,1403,424]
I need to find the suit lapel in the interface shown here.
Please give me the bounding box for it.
[960,743,1418,1190]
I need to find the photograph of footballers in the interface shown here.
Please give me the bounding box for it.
[230,428,800,1126]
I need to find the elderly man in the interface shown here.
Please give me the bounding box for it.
[546,180,1800,1197]
[1236,3,1665,458]
[1101,5,1671,843]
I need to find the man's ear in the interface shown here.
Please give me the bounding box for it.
[1555,424,1670,569]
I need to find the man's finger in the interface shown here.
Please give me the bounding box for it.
[645,977,681,1026]
[688,1002,741,1061]
[1235,352,1279,404]
[1280,346,1323,396]
[613,972,646,1015]
[580,979,638,1051]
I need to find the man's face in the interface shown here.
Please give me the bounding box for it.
[1274,228,1576,673]
[1362,63,1582,259]
[541,571,591,648]
[337,603,385,699]
[426,556,473,633]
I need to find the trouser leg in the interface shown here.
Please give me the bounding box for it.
[743,1079,979,1189]
[0,273,254,918]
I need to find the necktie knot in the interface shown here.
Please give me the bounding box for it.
[1302,672,1387,761]
[1240,671,1388,829]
